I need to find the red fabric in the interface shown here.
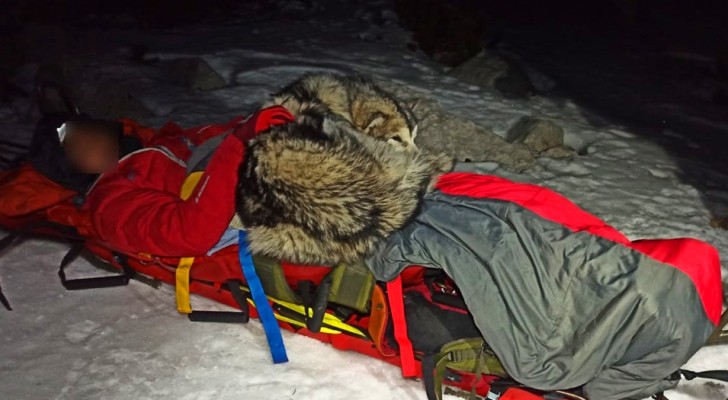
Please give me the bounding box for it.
[630,238,722,324]
[0,165,96,235]
[436,172,723,325]
[387,276,418,378]
[0,165,76,219]
[85,107,294,257]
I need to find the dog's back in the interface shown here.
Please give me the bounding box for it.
[265,73,419,149]
[236,117,451,265]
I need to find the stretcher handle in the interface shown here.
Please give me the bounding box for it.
[186,281,250,324]
[188,311,249,323]
[61,275,131,291]
[57,245,136,290]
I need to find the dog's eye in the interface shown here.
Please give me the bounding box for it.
[390,136,403,142]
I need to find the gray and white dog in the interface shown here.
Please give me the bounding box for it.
[235,116,452,265]
[264,73,419,150]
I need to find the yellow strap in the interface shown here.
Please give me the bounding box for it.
[175,257,195,314]
[244,298,344,335]
[240,287,367,338]
[174,172,205,314]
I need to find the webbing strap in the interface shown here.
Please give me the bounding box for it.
[175,257,195,314]
[238,230,288,364]
[680,369,728,383]
[423,338,509,400]
[0,282,11,311]
[58,247,135,290]
[422,354,440,400]
[387,276,416,377]
[0,232,21,311]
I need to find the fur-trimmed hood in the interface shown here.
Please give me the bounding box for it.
[234,118,452,265]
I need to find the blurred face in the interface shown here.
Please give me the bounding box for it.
[63,121,120,174]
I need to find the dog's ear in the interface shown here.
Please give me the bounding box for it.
[364,112,387,133]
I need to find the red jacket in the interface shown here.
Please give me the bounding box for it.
[85,107,292,257]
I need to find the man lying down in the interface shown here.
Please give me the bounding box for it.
[22,73,722,400]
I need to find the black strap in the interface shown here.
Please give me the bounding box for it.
[422,353,439,400]
[58,246,136,290]
[0,282,11,311]
[0,232,27,311]
[187,280,250,324]
[680,369,728,383]
[298,275,333,333]
[485,380,512,400]
[650,370,728,400]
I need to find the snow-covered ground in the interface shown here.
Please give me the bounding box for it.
[1,1,727,399]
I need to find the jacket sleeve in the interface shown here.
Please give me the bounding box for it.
[88,134,244,257]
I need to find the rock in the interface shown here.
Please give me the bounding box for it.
[75,79,154,121]
[373,80,537,171]
[381,9,399,25]
[410,102,534,171]
[506,117,565,154]
[448,51,535,99]
[156,57,226,91]
[63,63,155,121]
[393,0,485,67]
[710,216,728,230]
[365,80,584,170]
[448,51,507,87]
[539,146,576,160]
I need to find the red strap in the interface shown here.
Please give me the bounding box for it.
[387,276,417,378]
[233,105,294,142]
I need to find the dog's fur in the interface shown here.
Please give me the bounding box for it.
[264,73,419,150]
[235,118,452,265]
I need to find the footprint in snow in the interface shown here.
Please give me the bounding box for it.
[65,320,102,344]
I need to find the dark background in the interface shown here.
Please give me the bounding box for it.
[2,0,728,201]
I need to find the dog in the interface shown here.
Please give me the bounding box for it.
[234,116,452,265]
[264,73,419,150]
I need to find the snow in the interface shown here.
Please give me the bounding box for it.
[1,1,727,399]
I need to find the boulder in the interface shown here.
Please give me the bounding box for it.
[710,216,728,230]
[449,51,535,99]
[506,117,565,154]
[74,78,154,121]
[376,79,592,173]
[407,99,536,172]
[393,0,485,67]
[60,61,155,121]
[539,146,576,160]
[157,57,226,91]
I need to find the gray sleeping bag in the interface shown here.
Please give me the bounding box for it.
[366,173,722,399]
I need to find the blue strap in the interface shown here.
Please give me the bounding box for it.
[238,230,288,364]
